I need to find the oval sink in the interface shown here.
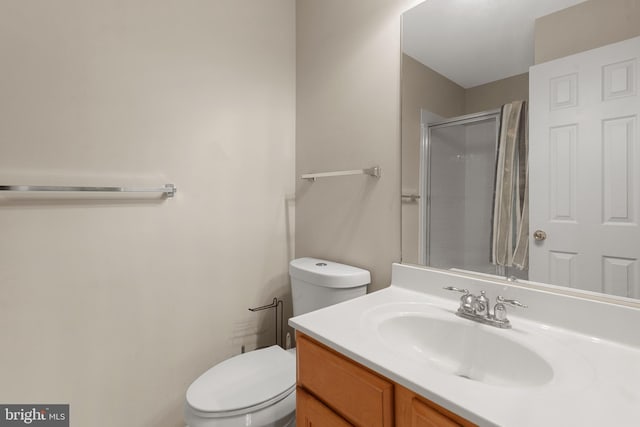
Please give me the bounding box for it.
[377,314,554,387]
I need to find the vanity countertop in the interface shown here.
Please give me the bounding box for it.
[289,264,640,427]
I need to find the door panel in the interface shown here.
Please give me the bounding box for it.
[529,36,640,298]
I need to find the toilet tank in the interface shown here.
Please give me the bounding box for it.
[289,257,370,316]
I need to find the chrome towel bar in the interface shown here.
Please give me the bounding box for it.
[301,166,381,181]
[401,194,420,201]
[0,183,177,198]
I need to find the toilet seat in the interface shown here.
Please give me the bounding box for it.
[186,345,296,418]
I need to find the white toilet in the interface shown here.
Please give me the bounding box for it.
[184,257,370,427]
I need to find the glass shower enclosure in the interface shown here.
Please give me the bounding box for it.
[421,110,502,275]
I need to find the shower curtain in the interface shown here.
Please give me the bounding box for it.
[491,100,529,269]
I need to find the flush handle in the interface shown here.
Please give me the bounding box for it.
[533,229,547,241]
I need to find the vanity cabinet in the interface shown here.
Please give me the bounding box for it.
[296,333,476,427]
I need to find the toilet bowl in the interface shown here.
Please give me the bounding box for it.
[184,258,370,427]
[184,346,296,427]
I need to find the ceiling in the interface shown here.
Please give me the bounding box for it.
[402,0,588,88]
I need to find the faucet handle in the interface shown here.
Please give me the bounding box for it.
[445,287,475,314]
[496,296,528,308]
[443,286,469,294]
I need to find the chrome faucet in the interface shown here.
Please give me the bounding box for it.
[443,287,527,329]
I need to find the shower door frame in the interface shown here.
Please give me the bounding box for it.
[420,109,501,269]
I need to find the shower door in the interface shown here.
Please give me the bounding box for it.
[422,111,500,275]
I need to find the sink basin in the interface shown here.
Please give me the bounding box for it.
[377,314,554,387]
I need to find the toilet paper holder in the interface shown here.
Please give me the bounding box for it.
[249,297,284,349]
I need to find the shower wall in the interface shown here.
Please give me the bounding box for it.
[428,117,498,274]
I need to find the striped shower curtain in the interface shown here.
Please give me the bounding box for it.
[491,100,529,269]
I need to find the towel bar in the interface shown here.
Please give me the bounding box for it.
[0,184,177,198]
[401,194,420,201]
[301,166,381,181]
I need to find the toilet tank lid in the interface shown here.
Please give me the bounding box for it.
[289,257,371,288]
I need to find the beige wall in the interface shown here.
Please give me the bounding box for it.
[295,0,421,291]
[464,73,529,115]
[0,1,295,426]
[402,54,466,119]
[535,0,640,63]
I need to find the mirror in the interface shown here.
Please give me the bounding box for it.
[401,0,640,302]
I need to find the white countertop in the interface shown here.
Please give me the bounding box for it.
[289,264,640,427]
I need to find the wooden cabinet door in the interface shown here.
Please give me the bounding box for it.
[297,333,394,427]
[297,387,353,427]
[395,385,476,427]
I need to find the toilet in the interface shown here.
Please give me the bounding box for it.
[184,257,370,427]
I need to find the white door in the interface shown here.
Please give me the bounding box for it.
[529,36,640,298]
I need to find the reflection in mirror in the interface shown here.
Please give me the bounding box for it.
[401,0,640,300]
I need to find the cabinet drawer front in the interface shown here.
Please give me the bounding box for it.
[409,398,462,427]
[395,385,476,427]
[297,387,353,427]
[297,334,393,427]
